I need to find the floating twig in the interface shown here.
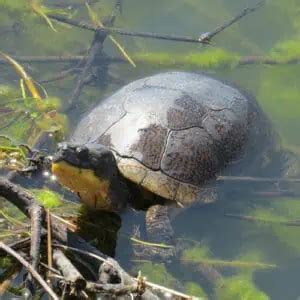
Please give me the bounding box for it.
[218,175,300,183]
[182,258,276,270]
[130,236,174,249]
[251,190,299,198]
[225,213,300,227]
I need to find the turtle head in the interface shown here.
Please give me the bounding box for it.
[52,142,128,212]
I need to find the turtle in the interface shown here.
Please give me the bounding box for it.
[51,71,276,258]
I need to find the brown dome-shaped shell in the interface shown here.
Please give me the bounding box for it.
[71,72,261,205]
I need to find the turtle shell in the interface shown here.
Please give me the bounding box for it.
[71,72,262,205]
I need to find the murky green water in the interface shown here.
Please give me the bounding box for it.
[1,0,300,299]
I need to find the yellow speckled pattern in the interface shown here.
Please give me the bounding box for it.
[142,168,178,201]
[117,157,211,206]
[52,161,112,210]
[117,158,147,184]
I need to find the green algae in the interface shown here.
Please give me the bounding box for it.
[215,274,269,300]
[269,40,300,63]
[248,200,300,254]
[132,49,239,69]
[0,83,67,145]
[132,262,179,289]
[185,282,207,299]
[181,246,275,271]
[257,64,300,147]
[30,189,62,208]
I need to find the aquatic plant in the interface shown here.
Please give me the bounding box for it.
[132,262,179,289]
[132,49,239,69]
[215,274,269,300]
[30,189,62,208]
[185,281,207,299]
[181,245,276,270]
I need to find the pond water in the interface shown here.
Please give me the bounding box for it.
[1,0,300,299]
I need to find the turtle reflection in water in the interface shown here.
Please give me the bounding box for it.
[52,71,282,258]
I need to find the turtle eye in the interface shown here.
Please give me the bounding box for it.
[76,146,89,160]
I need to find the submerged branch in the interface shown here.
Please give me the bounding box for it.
[48,1,262,45]
[48,14,211,44]
[0,55,84,64]
[218,176,300,183]
[182,258,276,270]
[0,177,161,299]
[1,54,299,69]
[0,242,59,300]
[198,1,265,43]
[65,0,123,110]
[53,249,86,290]
[225,213,300,227]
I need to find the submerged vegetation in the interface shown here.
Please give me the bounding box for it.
[0,0,299,299]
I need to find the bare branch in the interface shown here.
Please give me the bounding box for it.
[48,1,263,45]
[53,249,86,290]
[217,175,300,183]
[0,242,59,300]
[199,1,265,43]
[225,213,300,227]
[0,177,160,299]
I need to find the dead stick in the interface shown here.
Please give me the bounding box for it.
[0,55,84,64]
[53,244,192,300]
[66,0,122,109]
[218,175,300,183]
[53,249,86,290]
[0,178,159,299]
[0,242,59,300]
[199,1,265,42]
[86,281,139,295]
[49,1,262,45]
[52,243,108,264]
[107,0,123,26]
[225,213,300,227]
[48,14,208,43]
[46,210,53,284]
[0,177,44,289]
[251,190,299,197]
[0,55,299,67]
[40,68,79,84]
[66,30,106,108]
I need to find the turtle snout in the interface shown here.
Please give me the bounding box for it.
[54,143,78,163]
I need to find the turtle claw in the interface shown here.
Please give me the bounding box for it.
[131,204,178,262]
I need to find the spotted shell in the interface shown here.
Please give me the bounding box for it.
[71,71,265,205]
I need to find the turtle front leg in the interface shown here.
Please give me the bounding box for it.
[133,205,177,261]
[145,205,174,245]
